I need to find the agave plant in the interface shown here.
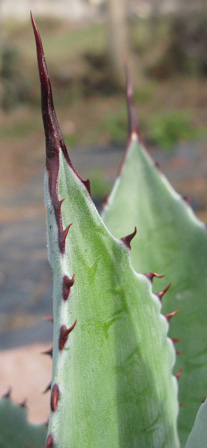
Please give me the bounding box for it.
[1,14,207,448]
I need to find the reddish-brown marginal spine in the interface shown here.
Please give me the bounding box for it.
[165,309,180,322]
[157,282,172,301]
[51,383,60,412]
[117,62,141,176]
[3,387,12,399]
[121,227,137,250]
[59,321,77,350]
[59,223,72,254]
[31,13,91,254]
[43,382,52,394]
[46,434,55,448]
[63,274,75,301]
[176,368,182,380]
[144,272,165,283]
[41,347,53,357]
[119,60,160,175]
[20,399,27,408]
[119,60,164,177]
[43,316,54,323]
[171,337,180,343]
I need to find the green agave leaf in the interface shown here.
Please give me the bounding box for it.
[185,399,207,448]
[0,396,46,448]
[102,68,207,446]
[32,16,179,448]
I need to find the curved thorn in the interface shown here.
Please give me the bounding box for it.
[165,309,180,322]
[51,384,60,412]
[3,387,12,399]
[176,368,182,380]
[182,195,190,205]
[63,274,75,301]
[59,223,72,253]
[121,226,137,250]
[46,434,55,448]
[41,347,53,357]
[102,192,109,210]
[59,320,77,350]
[42,382,52,394]
[20,399,27,408]
[157,282,172,301]
[144,272,165,283]
[54,198,65,214]
[43,316,54,323]
[82,178,91,196]
[171,337,180,343]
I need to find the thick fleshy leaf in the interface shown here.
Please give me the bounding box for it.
[185,399,207,448]
[0,396,46,448]
[102,68,207,446]
[32,16,179,448]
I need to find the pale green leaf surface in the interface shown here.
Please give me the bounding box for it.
[0,397,46,448]
[185,399,207,448]
[45,150,179,447]
[102,134,207,446]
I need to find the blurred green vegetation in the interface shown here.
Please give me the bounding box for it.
[147,111,206,151]
[100,106,127,145]
[0,15,207,152]
[89,170,111,201]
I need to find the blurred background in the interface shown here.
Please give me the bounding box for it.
[0,0,207,422]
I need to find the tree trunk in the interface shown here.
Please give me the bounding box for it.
[106,0,135,89]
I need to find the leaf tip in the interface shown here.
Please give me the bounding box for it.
[124,60,139,139]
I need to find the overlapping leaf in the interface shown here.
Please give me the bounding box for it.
[102,69,207,446]
[185,399,207,448]
[0,396,46,448]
